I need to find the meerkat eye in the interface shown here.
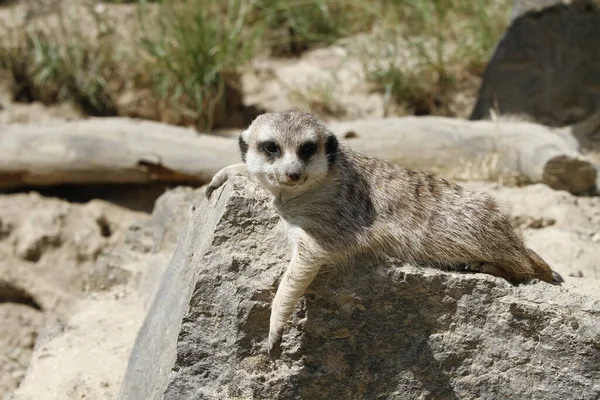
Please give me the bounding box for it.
[298,141,317,161]
[259,141,281,157]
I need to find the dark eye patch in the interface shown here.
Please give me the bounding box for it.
[325,134,338,165]
[258,140,281,160]
[239,136,249,162]
[298,141,318,161]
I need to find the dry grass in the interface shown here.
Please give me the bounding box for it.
[452,152,529,186]
[137,0,259,129]
[0,0,513,129]
[288,79,347,118]
[0,2,124,115]
[355,0,512,116]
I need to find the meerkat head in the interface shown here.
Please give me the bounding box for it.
[239,111,338,196]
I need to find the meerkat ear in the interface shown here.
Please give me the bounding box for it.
[325,132,338,165]
[239,130,249,162]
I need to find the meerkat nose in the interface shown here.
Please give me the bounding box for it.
[286,172,301,182]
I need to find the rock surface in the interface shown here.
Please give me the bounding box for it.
[471,0,600,127]
[120,177,600,400]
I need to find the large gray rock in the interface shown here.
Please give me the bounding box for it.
[119,178,284,400]
[120,177,600,400]
[471,0,600,127]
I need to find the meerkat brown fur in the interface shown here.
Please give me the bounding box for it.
[206,111,563,360]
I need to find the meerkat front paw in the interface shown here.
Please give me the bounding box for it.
[205,163,248,199]
[267,331,283,361]
[205,172,227,199]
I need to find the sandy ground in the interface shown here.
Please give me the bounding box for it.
[0,193,147,398]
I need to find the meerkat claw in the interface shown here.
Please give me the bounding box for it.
[267,335,282,361]
[204,178,221,200]
[205,185,215,199]
[204,163,249,201]
[205,173,227,200]
[205,180,223,200]
[205,165,241,199]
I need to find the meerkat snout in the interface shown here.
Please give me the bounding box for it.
[285,171,301,183]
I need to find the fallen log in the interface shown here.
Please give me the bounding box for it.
[328,116,597,194]
[0,116,596,194]
[0,118,239,189]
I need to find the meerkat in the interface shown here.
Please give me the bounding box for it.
[205,110,563,360]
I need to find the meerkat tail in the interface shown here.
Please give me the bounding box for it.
[476,249,560,284]
[526,248,563,284]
